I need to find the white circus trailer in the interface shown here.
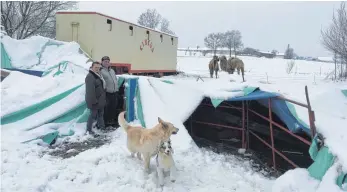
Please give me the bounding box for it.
[56,11,178,76]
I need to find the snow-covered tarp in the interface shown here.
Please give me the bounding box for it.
[1,35,91,71]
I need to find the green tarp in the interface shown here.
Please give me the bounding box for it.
[22,131,59,145]
[342,89,347,98]
[308,137,335,180]
[135,81,146,127]
[243,86,258,96]
[41,61,69,77]
[210,86,259,108]
[51,102,88,124]
[1,84,84,126]
[1,42,12,69]
[9,75,126,145]
[211,99,224,108]
[308,135,347,190]
[161,80,174,84]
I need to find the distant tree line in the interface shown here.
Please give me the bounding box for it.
[203,30,295,59]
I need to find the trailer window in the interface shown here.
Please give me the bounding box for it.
[107,19,112,31]
[160,34,163,43]
[129,26,133,36]
[146,30,150,40]
[171,37,174,45]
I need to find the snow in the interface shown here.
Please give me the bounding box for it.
[1,35,91,71]
[272,163,346,192]
[272,168,320,192]
[318,57,334,62]
[1,36,347,192]
[1,130,274,192]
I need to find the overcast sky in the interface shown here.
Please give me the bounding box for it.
[78,1,341,57]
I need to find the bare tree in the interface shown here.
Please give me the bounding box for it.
[204,32,224,55]
[222,30,243,57]
[137,9,162,29]
[0,24,7,37]
[284,44,295,59]
[321,1,347,79]
[137,8,175,35]
[160,18,175,35]
[1,1,77,39]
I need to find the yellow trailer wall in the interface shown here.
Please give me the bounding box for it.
[93,14,177,71]
[56,12,178,72]
[56,13,95,57]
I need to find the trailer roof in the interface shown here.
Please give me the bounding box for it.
[56,11,178,38]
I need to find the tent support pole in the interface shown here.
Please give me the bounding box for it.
[192,120,243,131]
[249,130,299,168]
[242,101,245,149]
[201,103,242,111]
[268,98,276,169]
[305,86,316,138]
[276,96,308,108]
[248,109,311,145]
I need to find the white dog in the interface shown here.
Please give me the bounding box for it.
[156,139,177,186]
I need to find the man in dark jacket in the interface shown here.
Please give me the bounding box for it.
[100,56,119,127]
[85,61,106,135]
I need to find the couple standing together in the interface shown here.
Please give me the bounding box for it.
[85,56,120,135]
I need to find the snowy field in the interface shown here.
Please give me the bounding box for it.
[1,36,347,192]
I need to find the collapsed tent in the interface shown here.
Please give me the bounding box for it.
[1,35,91,77]
[128,78,347,190]
[1,72,128,144]
[2,69,346,189]
[183,87,312,172]
[1,34,346,189]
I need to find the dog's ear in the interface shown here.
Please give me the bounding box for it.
[158,117,164,124]
[159,141,164,148]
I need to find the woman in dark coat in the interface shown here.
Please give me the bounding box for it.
[85,61,106,135]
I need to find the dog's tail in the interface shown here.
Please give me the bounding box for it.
[118,111,129,132]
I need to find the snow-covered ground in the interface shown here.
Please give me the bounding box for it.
[173,52,347,191]
[1,36,347,192]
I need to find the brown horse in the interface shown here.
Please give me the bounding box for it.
[208,55,219,78]
[227,57,245,82]
[219,55,227,71]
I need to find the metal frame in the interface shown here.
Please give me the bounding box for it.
[191,86,316,170]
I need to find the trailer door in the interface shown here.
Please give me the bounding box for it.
[71,22,79,43]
